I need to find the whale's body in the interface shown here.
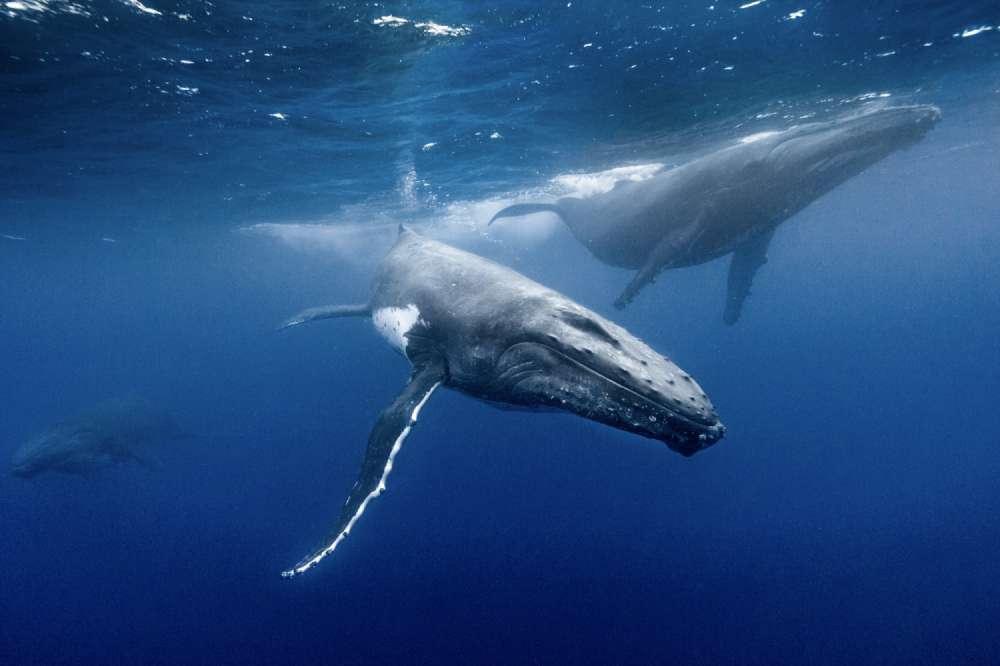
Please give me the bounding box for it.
[491,105,942,323]
[279,228,724,577]
[10,398,186,478]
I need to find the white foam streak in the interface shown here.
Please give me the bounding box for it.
[373,15,408,27]
[3,0,94,16]
[958,26,993,38]
[373,14,470,37]
[4,0,47,12]
[415,21,470,37]
[244,160,672,258]
[551,163,665,198]
[242,222,399,265]
[123,0,161,15]
[739,130,781,144]
[2,0,78,15]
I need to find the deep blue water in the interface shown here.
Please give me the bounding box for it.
[2,1,1000,664]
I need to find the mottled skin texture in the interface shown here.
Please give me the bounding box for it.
[279,229,723,577]
[490,105,942,322]
[10,398,186,478]
[374,229,724,450]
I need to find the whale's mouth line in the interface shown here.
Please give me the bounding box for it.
[507,341,720,435]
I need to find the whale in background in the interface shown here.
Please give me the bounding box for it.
[10,398,188,479]
[278,226,724,577]
[490,104,942,323]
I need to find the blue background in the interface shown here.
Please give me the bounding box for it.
[2,1,999,664]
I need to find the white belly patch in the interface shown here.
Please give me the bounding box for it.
[372,304,422,353]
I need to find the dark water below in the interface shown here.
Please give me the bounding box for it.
[2,2,1000,664]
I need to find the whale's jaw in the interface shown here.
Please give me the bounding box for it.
[769,105,942,189]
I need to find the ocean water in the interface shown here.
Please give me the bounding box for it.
[2,1,999,664]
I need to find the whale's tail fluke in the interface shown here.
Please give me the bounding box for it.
[488,202,564,226]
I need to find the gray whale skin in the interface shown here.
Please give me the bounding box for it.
[10,398,186,479]
[278,227,724,577]
[490,105,942,323]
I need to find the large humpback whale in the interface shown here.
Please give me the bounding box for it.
[490,105,941,323]
[279,227,724,577]
[10,398,187,478]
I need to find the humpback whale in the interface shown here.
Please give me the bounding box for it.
[490,105,942,323]
[10,398,187,479]
[279,227,724,577]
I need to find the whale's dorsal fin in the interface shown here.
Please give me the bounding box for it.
[487,202,564,226]
[723,228,775,325]
[277,304,371,331]
[282,358,446,578]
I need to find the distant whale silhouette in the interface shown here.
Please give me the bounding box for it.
[278,226,724,577]
[490,105,942,323]
[10,398,187,479]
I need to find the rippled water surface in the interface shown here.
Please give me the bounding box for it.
[2,2,999,664]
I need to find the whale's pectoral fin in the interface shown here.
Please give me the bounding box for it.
[278,303,371,331]
[723,228,776,325]
[614,222,703,309]
[281,358,446,578]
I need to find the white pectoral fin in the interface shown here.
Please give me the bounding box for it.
[723,228,776,325]
[281,359,445,578]
[277,303,371,331]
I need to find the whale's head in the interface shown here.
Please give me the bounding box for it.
[10,432,58,479]
[763,104,941,197]
[10,450,41,478]
[488,300,725,456]
[10,427,98,479]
